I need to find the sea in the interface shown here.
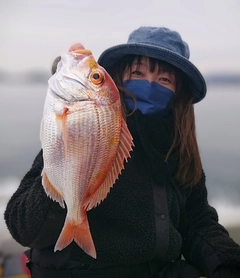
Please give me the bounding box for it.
[1,80,240,249]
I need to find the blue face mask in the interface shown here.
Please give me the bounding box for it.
[122,80,174,116]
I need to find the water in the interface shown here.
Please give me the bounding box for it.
[195,83,240,202]
[1,82,240,245]
[1,83,47,178]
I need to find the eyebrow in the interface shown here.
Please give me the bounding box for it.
[131,62,148,68]
[132,62,174,75]
[132,61,145,65]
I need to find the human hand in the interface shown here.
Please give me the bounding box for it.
[68,43,85,52]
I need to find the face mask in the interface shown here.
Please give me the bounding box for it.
[122,80,174,116]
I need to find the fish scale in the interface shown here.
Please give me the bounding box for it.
[40,47,134,259]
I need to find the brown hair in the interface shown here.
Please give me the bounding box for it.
[109,55,202,187]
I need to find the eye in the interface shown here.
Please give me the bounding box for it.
[131,70,142,76]
[90,70,104,85]
[159,77,171,83]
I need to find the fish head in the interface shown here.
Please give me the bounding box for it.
[48,47,120,106]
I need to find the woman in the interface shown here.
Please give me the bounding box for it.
[4,26,240,277]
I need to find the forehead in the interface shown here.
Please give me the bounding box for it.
[131,56,176,74]
[132,56,150,66]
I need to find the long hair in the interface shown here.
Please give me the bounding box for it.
[108,55,202,187]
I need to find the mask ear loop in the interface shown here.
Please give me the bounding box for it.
[121,58,138,116]
[119,85,137,117]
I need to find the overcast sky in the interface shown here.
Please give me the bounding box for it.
[1,0,240,74]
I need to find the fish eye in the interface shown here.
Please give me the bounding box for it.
[90,70,104,85]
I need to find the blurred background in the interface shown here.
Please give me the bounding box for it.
[1,0,240,256]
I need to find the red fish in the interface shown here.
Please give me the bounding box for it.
[40,45,134,258]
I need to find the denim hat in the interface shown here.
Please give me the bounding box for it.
[98,26,206,103]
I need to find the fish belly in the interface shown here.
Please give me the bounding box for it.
[41,92,122,258]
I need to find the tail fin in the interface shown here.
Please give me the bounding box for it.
[54,216,96,259]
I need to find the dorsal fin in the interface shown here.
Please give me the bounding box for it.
[83,119,134,210]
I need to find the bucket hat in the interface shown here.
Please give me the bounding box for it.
[98,26,206,103]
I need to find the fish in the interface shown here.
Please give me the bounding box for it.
[40,44,134,259]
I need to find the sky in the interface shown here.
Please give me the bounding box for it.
[0,0,240,74]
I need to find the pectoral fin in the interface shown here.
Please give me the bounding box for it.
[55,102,69,156]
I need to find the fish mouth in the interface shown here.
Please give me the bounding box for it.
[49,49,97,102]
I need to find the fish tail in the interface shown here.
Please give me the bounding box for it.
[73,217,97,259]
[54,217,74,253]
[54,216,96,259]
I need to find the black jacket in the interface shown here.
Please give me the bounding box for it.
[4,111,240,276]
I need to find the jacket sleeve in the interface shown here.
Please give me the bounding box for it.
[182,171,240,276]
[4,150,67,249]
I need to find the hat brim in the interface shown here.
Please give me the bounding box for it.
[98,43,206,103]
